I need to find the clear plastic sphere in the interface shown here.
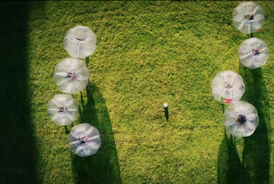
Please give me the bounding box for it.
[239,38,268,69]
[211,70,245,104]
[68,123,102,157]
[64,25,97,59]
[223,101,259,138]
[48,94,79,126]
[54,58,89,94]
[232,2,264,34]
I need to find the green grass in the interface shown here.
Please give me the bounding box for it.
[1,1,274,183]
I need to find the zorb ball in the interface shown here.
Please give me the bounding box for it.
[223,101,259,138]
[233,2,264,34]
[48,94,79,126]
[69,123,102,157]
[64,25,97,59]
[54,58,89,94]
[211,70,245,104]
[239,38,268,69]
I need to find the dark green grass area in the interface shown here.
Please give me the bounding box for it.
[0,2,37,183]
[2,1,274,183]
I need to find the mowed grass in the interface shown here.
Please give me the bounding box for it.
[1,1,274,184]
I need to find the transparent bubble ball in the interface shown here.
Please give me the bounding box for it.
[223,101,259,138]
[68,123,102,157]
[54,58,89,94]
[232,2,264,34]
[211,70,245,104]
[64,25,97,59]
[239,37,268,69]
[48,94,79,126]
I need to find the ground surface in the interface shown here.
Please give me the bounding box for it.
[1,1,274,184]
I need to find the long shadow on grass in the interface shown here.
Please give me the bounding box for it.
[217,132,250,184]
[218,64,270,184]
[239,63,270,184]
[0,2,38,184]
[218,63,270,184]
[72,82,122,184]
[218,64,271,184]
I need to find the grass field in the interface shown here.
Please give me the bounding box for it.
[1,1,274,184]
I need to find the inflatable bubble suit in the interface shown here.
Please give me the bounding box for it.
[48,94,79,126]
[68,123,102,157]
[64,25,97,59]
[211,70,245,104]
[223,101,259,138]
[232,2,264,34]
[54,58,89,94]
[239,37,268,69]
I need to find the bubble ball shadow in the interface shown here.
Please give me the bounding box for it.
[217,133,250,184]
[72,81,122,184]
[217,62,270,184]
[239,62,270,184]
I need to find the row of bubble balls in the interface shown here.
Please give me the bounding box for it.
[47,2,267,157]
[48,26,102,157]
[212,2,267,138]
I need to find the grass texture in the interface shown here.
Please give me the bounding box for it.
[1,1,274,184]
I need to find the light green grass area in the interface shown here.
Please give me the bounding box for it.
[2,1,274,184]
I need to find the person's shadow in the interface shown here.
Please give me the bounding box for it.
[218,132,250,184]
[217,62,270,184]
[71,81,122,184]
[239,63,270,184]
